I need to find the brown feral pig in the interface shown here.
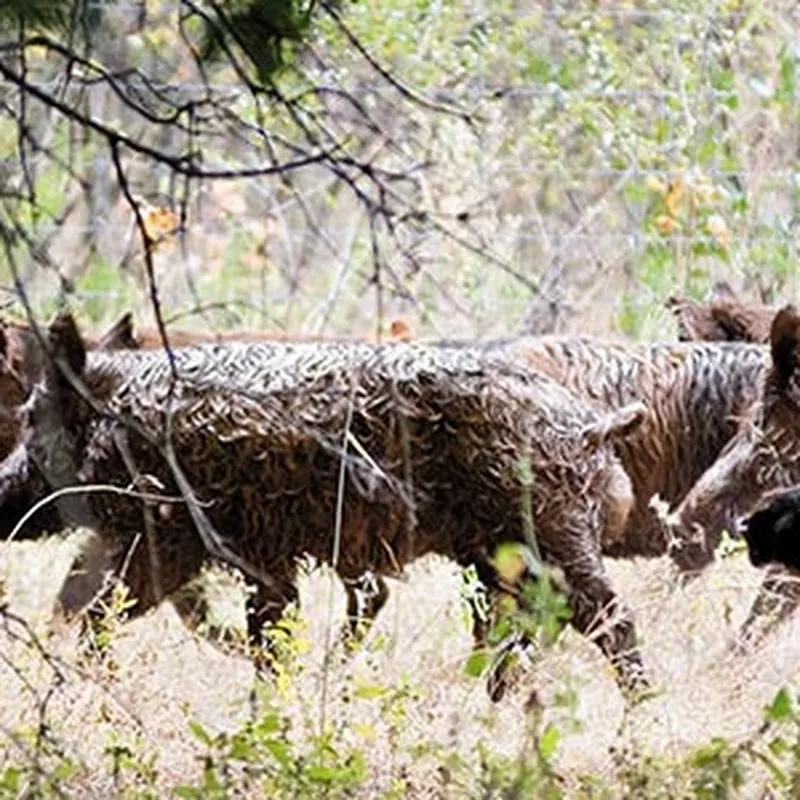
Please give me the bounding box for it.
[670,307,800,643]
[126,323,787,648]
[0,313,648,699]
[476,335,768,565]
[665,291,800,644]
[494,333,800,647]
[0,314,412,646]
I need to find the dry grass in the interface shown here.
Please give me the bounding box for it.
[1,530,798,797]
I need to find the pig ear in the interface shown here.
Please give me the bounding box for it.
[666,296,705,342]
[96,312,138,351]
[667,294,757,343]
[584,401,647,449]
[770,305,800,390]
[46,311,87,383]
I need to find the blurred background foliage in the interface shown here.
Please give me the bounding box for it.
[0,0,798,340]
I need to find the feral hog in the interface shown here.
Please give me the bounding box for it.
[495,333,800,648]
[0,314,410,646]
[0,313,648,698]
[671,306,800,644]
[479,336,768,564]
[94,313,414,643]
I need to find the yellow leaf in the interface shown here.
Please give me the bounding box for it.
[494,543,526,584]
[706,213,730,248]
[665,179,684,217]
[644,175,667,195]
[389,318,412,342]
[497,593,518,616]
[352,723,375,741]
[692,181,716,206]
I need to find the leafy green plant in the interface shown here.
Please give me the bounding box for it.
[104,730,160,799]
[0,727,81,799]
[76,581,139,677]
[176,707,367,799]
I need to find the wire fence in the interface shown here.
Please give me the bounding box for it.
[1,0,799,339]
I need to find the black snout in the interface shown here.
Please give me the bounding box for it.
[737,507,772,568]
[738,495,800,570]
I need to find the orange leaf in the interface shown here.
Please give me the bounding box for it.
[143,206,178,250]
[654,215,680,235]
[389,319,412,342]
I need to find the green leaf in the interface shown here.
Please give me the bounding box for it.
[265,739,292,768]
[766,687,793,722]
[174,788,204,799]
[768,735,789,757]
[0,767,20,792]
[723,92,740,111]
[228,736,256,762]
[255,712,283,737]
[524,53,551,84]
[697,131,718,165]
[538,723,561,760]
[354,682,389,700]
[187,721,214,748]
[712,67,735,92]
[487,615,513,645]
[494,542,525,583]
[464,651,490,679]
[307,765,338,783]
[52,759,78,781]
[749,746,788,786]
[777,48,797,104]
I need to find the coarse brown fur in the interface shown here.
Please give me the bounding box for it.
[493,331,800,650]
[336,333,774,643]
[117,322,772,643]
[0,314,413,645]
[6,314,792,656]
[0,313,649,698]
[664,290,800,645]
[496,333,800,648]
[472,336,769,563]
